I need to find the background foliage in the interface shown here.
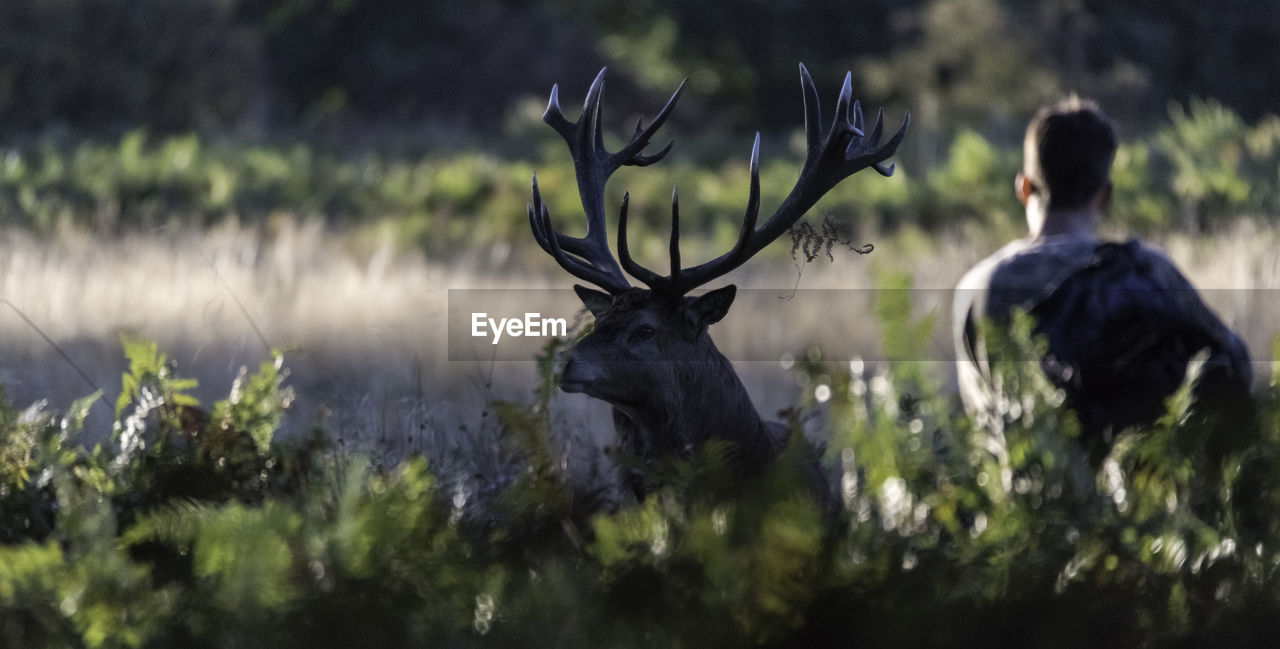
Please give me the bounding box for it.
[4,0,1280,136]
[2,0,1277,244]
[3,102,1277,252]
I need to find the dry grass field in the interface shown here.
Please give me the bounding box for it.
[1,219,1276,465]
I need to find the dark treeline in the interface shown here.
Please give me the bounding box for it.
[1,0,1278,144]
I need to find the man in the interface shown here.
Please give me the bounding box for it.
[953,97,1252,458]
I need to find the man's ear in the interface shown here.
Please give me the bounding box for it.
[688,285,736,330]
[1015,172,1035,206]
[573,285,613,317]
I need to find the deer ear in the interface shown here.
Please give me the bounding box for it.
[574,284,613,317]
[688,285,736,329]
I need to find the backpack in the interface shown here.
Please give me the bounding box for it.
[1026,241,1247,445]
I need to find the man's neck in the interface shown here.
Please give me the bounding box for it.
[1027,206,1100,242]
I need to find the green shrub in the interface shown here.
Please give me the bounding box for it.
[4,101,1280,247]
[1109,141,1176,233]
[1157,100,1280,228]
[921,128,1021,228]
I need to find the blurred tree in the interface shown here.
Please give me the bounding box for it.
[857,0,1059,169]
[234,0,607,133]
[1,0,1279,154]
[552,0,920,130]
[0,0,261,133]
[1078,0,1280,124]
[852,0,1280,166]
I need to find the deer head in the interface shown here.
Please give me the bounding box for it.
[559,283,736,419]
[529,65,907,479]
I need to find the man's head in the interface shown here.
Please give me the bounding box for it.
[1017,97,1118,213]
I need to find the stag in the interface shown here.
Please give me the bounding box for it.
[529,65,908,499]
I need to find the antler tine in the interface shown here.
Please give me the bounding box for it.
[661,65,908,296]
[861,106,889,177]
[615,79,686,168]
[543,84,573,140]
[799,63,823,153]
[629,140,676,168]
[669,188,682,279]
[742,134,762,237]
[720,133,763,265]
[867,110,910,177]
[528,187,551,255]
[617,192,666,289]
[866,106,884,145]
[527,174,565,258]
[584,68,608,156]
[832,72,864,138]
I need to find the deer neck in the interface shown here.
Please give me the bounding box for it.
[611,345,776,468]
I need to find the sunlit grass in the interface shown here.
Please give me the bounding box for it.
[1,217,1274,462]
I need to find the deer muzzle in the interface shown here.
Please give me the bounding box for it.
[559,358,594,394]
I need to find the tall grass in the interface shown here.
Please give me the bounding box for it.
[0,216,1274,468]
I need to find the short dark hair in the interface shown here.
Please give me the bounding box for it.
[1023,97,1118,210]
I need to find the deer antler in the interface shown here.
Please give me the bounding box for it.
[620,63,909,296]
[528,68,685,294]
